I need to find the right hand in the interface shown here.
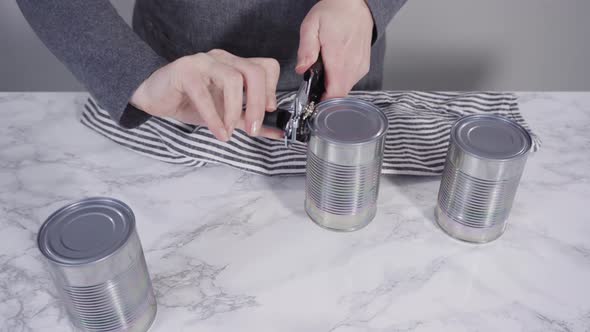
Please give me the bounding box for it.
[130,49,283,141]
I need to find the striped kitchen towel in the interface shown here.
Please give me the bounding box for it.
[81,91,541,176]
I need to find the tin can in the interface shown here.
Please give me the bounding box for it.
[435,114,532,243]
[37,197,157,332]
[305,98,388,231]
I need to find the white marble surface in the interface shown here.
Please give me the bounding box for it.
[1,92,589,332]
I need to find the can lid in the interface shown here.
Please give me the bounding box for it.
[37,197,135,266]
[310,98,388,144]
[452,114,532,160]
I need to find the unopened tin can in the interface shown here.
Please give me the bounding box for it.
[435,114,532,243]
[305,98,388,231]
[37,197,157,332]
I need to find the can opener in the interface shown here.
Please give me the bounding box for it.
[262,59,325,147]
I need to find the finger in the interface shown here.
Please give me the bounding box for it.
[323,74,354,100]
[180,70,229,142]
[241,62,266,137]
[258,127,284,140]
[250,57,280,111]
[356,43,372,81]
[322,58,354,100]
[208,50,267,136]
[173,99,203,125]
[296,12,321,74]
[231,61,267,137]
[234,118,284,140]
[208,62,243,137]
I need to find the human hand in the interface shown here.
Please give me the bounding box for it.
[296,0,374,99]
[130,49,282,141]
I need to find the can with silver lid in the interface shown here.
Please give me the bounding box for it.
[37,197,157,332]
[305,98,388,231]
[435,114,532,243]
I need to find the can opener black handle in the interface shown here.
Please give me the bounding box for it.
[262,58,325,146]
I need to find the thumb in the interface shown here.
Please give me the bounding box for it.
[296,14,320,74]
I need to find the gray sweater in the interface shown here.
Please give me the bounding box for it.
[17,0,407,128]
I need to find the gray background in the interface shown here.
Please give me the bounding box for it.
[1,0,589,91]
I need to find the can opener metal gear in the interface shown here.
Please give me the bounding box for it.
[262,58,325,147]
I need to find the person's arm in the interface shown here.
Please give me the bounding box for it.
[16,0,167,128]
[364,0,408,43]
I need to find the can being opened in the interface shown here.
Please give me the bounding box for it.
[435,114,532,243]
[305,98,388,231]
[37,197,157,332]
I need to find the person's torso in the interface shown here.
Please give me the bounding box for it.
[133,0,385,91]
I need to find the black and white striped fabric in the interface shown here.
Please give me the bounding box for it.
[81,91,541,176]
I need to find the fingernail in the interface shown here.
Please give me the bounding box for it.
[250,120,259,136]
[226,124,234,137]
[219,129,229,142]
[295,57,308,71]
[295,63,306,72]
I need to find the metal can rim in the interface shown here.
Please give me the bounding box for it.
[308,97,389,145]
[451,114,532,162]
[37,197,136,267]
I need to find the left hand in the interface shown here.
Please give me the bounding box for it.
[296,0,374,99]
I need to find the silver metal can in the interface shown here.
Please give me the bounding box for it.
[305,98,388,231]
[37,197,157,332]
[435,114,532,243]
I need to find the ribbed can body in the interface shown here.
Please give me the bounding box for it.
[48,231,157,332]
[38,198,157,332]
[435,115,532,243]
[304,98,388,231]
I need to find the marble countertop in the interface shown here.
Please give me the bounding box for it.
[1,92,589,332]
